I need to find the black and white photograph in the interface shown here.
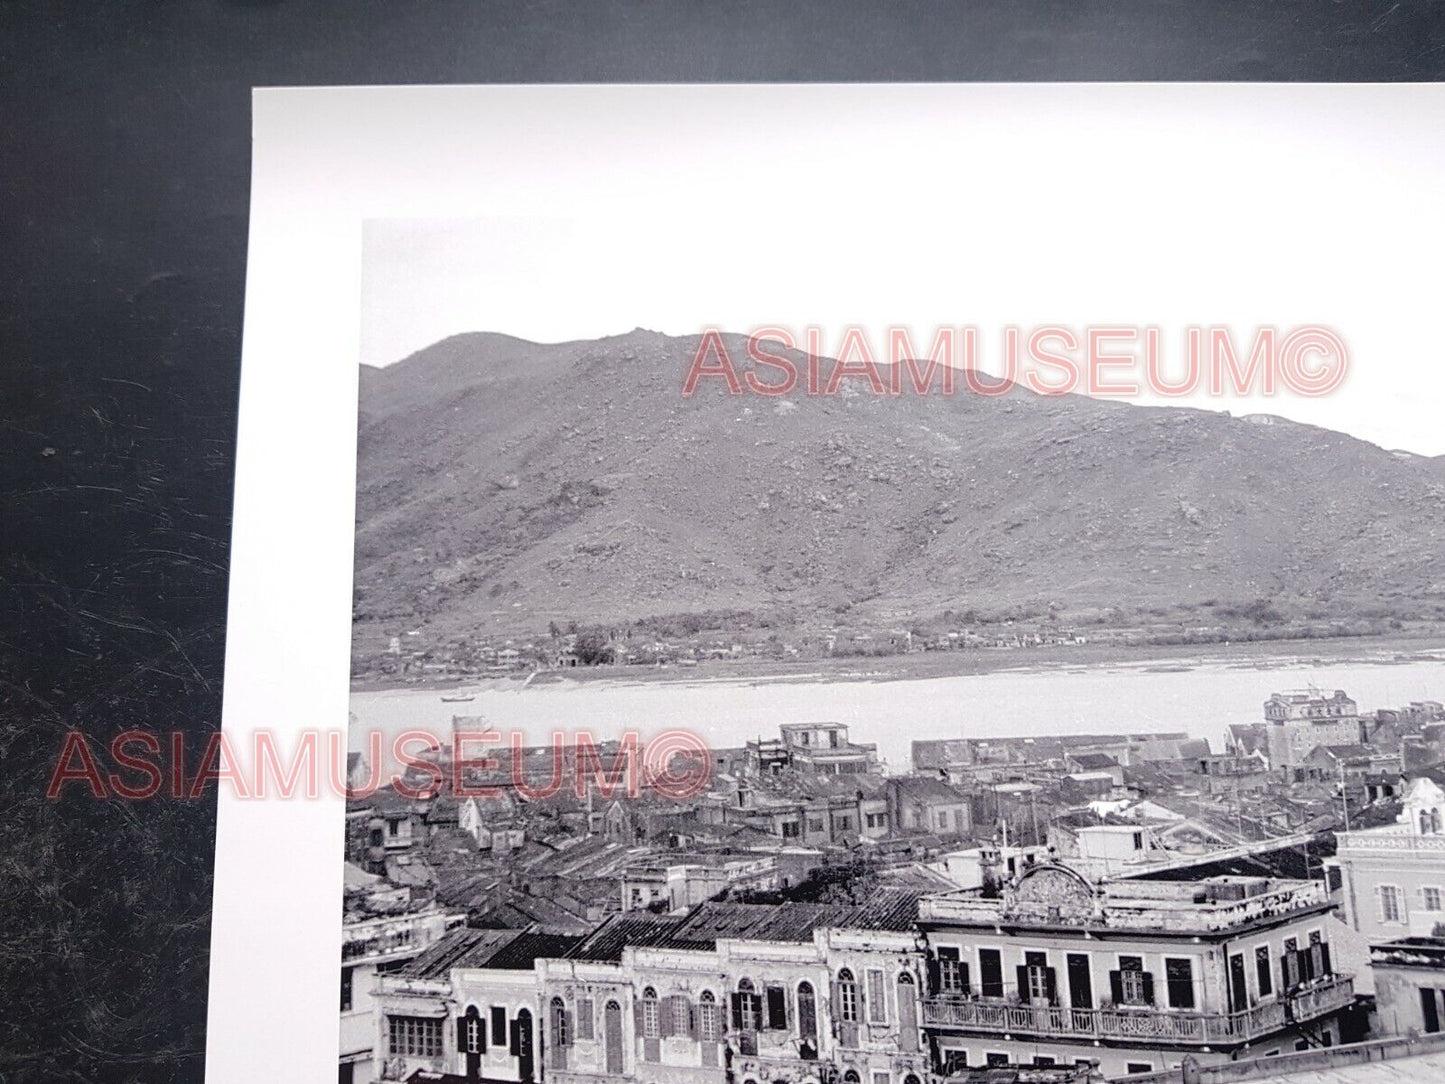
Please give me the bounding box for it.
[296,85,1445,1084]
[9,11,1445,1084]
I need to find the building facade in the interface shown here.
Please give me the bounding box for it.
[917,864,1355,1077]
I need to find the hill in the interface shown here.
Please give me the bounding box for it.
[351,329,1445,655]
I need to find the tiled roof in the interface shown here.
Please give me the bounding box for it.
[400,927,526,978]
[669,887,925,944]
[563,914,697,961]
[482,930,584,970]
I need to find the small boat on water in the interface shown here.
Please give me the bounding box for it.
[440,693,475,703]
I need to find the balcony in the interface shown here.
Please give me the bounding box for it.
[921,973,1353,1047]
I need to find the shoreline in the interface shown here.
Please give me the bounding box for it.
[349,631,1445,696]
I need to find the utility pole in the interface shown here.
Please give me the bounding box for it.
[1339,758,1351,833]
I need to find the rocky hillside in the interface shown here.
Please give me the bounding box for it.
[352,329,1445,650]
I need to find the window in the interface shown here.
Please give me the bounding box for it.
[986,1053,1009,1067]
[838,970,859,1023]
[341,967,353,1012]
[1165,958,1195,1009]
[576,996,594,1041]
[461,1008,484,1056]
[797,982,817,1039]
[551,997,569,1047]
[765,985,788,1030]
[938,947,967,994]
[388,1016,443,1058]
[1025,955,1052,1002]
[1126,1063,1154,1075]
[866,812,888,829]
[1034,1056,1056,1067]
[699,991,721,1041]
[1282,938,1301,989]
[1113,956,1153,1006]
[1426,887,1443,912]
[866,970,887,1024]
[937,811,949,829]
[782,821,800,838]
[1255,946,1273,997]
[642,988,660,1039]
[1381,884,1404,923]
[807,818,825,833]
[979,949,1004,999]
[668,993,692,1037]
[874,1074,891,1084]
[490,1006,507,1045]
[734,979,762,1032]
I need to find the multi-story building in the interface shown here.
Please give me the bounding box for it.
[1328,775,1445,946]
[775,722,881,776]
[1262,690,1363,780]
[917,864,1356,1077]
[341,868,465,1084]
[371,891,932,1084]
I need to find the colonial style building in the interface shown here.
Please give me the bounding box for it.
[917,864,1356,1077]
[1328,775,1445,945]
[370,892,932,1084]
[1262,690,1363,780]
[341,864,465,1084]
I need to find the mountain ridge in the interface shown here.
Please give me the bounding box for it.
[351,329,1445,653]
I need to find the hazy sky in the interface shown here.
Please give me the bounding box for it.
[358,84,1445,455]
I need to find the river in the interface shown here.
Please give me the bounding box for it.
[349,644,1445,773]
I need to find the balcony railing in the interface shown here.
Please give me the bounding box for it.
[922,973,1353,1046]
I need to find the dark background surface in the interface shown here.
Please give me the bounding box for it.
[1,3,1442,1080]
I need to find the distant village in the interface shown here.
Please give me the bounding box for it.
[353,614,1411,683]
[340,688,1445,1084]
[355,622,1096,681]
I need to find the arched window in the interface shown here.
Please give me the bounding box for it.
[844,1071,861,1084]
[641,987,659,1039]
[796,981,817,1038]
[698,990,721,1041]
[550,997,569,1047]
[904,1074,921,1084]
[460,1005,484,1056]
[837,969,859,1024]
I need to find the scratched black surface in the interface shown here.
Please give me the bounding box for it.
[1,3,1442,1080]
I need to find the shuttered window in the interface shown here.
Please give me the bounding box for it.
[764,985,788,1030]
[978,949,1004,999]
[1255,946,1273,997]
[838,971,860,1023]
[866,970,887,1024]
[1164,958,1195,1010]
[575,997,593,1041]
[698,992,721,1041]
[642,990,659,1039]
